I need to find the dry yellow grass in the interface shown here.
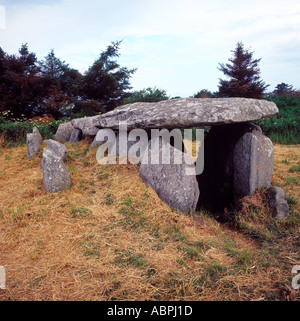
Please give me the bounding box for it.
[0,142,299,301]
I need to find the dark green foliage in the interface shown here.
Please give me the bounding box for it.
[256,96,300,144]
[69,99,105,118]
[39,49,83,117]
[0,43,44,118]
[218,42,269,98]
[289,164,300,173]
[0,41,136,120]
[39,49,69,84]
[80,41,136,111]
[272,83,295,97]
[124,87,169,104]
[193,89,215,98]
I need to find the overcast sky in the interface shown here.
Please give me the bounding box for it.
[0,0,300,97]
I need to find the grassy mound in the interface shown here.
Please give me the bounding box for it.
[0,142,299,301]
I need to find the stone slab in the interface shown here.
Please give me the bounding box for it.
[92,98,278,131]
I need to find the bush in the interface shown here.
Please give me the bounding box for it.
[255,96,300,144]
[0,117,65,145]
[124,87,169,104]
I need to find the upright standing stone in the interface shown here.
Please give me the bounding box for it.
[44,139,68,161]
[233,132,274,196]
[32,127,43,144]
[269,186,289,219]
[139,136,200,213]
[42,148,72,193]
[27,127,43,160]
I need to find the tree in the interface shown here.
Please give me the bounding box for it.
[273,83,295,97]
[0,44,43,118]
[39,50,83,118]
[218,42,269,98]
[40,50,67,83]
[39,49,82,96]
[0,47,8,112]
[81,41,136,111]
[193,89,215,98]
[124,87,169,104]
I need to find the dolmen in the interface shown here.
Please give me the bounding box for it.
[60,98,279,213]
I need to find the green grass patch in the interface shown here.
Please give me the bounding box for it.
[114,249,148,269]
[289,164,300,173]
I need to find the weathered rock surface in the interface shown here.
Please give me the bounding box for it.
[269,186,289,219]
[115,131,149,163]
[55,122,74,143]
[233,132,274,196]
[71,116,99,137]
[44,139,68,161]
[139,136,200,213]
[69,129,82,143]
[91,98,278,131]
[91,129,149,164]
[42,148,72,193]
[90,129,112,148]
[32,127,43,144]
[27,127,43,160]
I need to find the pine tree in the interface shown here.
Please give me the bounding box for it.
[39,50,82,117]
[81,41,136,111]
[218,42,269,98]
[0,44,43,118]
[273,83,294,97]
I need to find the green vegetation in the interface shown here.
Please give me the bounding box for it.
[0,41,136,119]
[255,96,300,144]
[124,87,169,104]
[0,114,64,145]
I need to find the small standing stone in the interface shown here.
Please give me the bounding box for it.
[27,127,43,160]
[32,127,43,144]
[269,186,289,219]
[42,148,72,193]
[44,139,68,161]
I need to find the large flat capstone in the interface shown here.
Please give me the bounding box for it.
[83,98,279,131]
